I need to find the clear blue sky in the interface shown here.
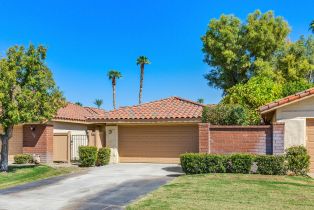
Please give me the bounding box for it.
[0,0,313,110]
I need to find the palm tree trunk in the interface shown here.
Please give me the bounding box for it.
[139,64,144,104]
[112,78,116,109]
[0,125,13,172]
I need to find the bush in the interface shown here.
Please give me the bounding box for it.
[285,146,310,175]
[225,154,254,174]
[79,146,98,167]
[255,155,286,175]
[14,154,33,164]
[180,153,207,174]
[96,147,111,166]
[202,104,260,126]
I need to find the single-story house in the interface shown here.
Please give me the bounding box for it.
[260,87,314,172]
[1,91,313,172]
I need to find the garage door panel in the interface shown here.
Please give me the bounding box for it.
[119,125,198,162]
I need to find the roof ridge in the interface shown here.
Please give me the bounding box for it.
[172,96,206,107]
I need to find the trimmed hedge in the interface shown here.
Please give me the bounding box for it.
[225,154,254,174]
[255,155,286,175]
[97,147,111,166]
[14,154,33,164]
[79,146,98,167]
[285,146,310,175]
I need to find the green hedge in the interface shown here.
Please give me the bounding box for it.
[14,154,33,164]
[255,155,286,175]
[96,147,111,166]
[285,146,310,175]
[79,146,98,167]
[226,154,254,174]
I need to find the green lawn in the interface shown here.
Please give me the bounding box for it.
[128,174,314,210]
[0,165,80,189]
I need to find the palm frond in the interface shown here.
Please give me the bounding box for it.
[107,70,122,79]
[136,56,151,65]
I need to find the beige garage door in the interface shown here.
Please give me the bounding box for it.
[307,119,314,173]
[118,125,199,163]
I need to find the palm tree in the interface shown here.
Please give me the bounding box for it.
[75,102,83,106]
[94,99,103,108]
[136,56,151,104]
[310,20,314,33]
[107,70,122,109]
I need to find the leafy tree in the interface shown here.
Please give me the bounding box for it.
[136,56,151,104]
[94,99,103,108]
[282,80,313,97]
[107,70,122,109]
[75,102,83,106]
[222,75,283,109]
[197,98,205,104]
[310,20,314,33]
[202,10,290,92]
[0,45,65,171]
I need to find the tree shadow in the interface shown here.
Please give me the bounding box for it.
[7,164,37,173]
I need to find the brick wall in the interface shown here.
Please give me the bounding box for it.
[198,123,210,153]
[0,126,23,161]
[209,125,273,155]
[23,124,53,163]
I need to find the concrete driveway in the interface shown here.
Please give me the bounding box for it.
[0,163,182,210]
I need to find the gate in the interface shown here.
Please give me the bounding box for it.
[71,135,88,161]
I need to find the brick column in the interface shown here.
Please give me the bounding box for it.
[23,124,54,163]
[272,123,285,155]
[198,123,210,153]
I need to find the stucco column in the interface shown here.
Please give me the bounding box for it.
[87,130,95,146]
[106,126,119,163]
[94,128,102,149]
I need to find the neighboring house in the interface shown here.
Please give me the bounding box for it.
[260,87,314,172]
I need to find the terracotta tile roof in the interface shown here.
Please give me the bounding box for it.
[260,87,314,113]
[54,103,106,121]
[90,97,205,120]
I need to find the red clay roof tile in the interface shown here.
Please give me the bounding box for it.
[260,87,314,113]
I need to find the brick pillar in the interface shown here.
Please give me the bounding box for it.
[272,123,285,155]
[23,124,53,163]
[198,123,210,153]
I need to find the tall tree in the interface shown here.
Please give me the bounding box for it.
[75,102,82,106]
[0,45,65,171]
[136,56,151,104]
[197,98,205,104]
[94,99,103,108]
[310,20,314,33]
[202,10,290,92]
[107,70,122,109]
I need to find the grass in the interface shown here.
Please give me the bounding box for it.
[128,174,314,210]
[0,164,81,189]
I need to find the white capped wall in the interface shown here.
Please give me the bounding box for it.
[52,122,87,135]
[275,96,314,148]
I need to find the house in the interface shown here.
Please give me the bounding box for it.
[260,87,314,172]
[2,97,204,163]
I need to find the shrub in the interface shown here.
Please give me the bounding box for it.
[79,146,98,167]
[180,153,207,174]
[255,155,286,175]
[14,154,33,164]
[285,146,310,175]
[225,154,254,174]
[202,104,260,126]
[96,147,111,166]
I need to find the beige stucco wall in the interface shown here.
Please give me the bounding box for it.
[275,96,314,148]
[52,122,87,135]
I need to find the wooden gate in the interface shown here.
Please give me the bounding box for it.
[53,133,70,162]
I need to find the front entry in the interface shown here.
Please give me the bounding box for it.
[307,119,314,173]
[118,125,199,163]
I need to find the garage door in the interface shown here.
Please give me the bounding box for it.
[307,119,314,173]
[118,125,199,163]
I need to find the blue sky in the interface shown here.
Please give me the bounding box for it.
[0,0,313,110]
